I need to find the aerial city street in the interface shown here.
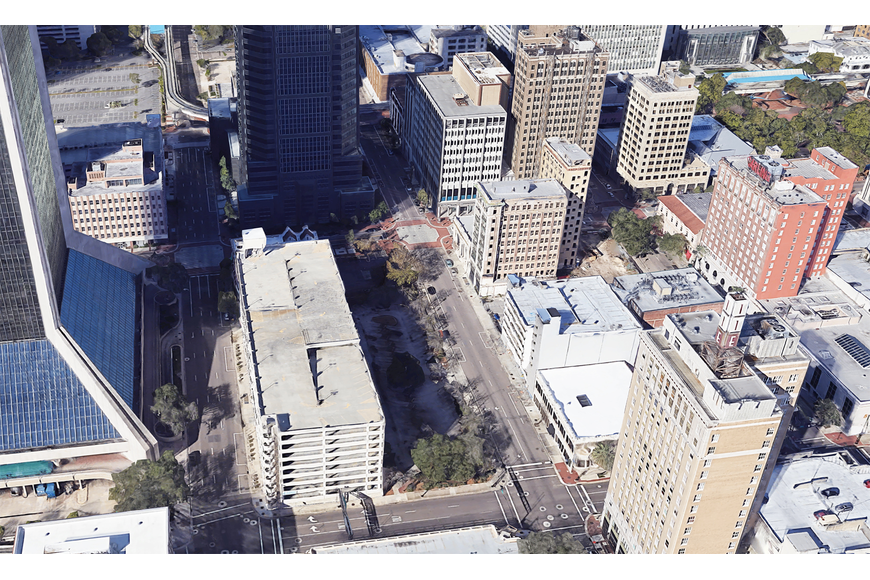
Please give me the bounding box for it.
[2,22,870,556]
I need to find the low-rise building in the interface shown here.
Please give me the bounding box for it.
[746,455,870,554]
[309,525,519,554]
[466,179,568,296]
[758,280,870,437]
[687,114,756,184]
[13,507,171,554]
[824,230,870,312]
[360,25,443,102]
[502,275,641,394]
[429,27,487,67]
[232,230,385,507]
[656,192,711,250]
[809,36,870,72]
[612,268,724,328]
[534,361,634,474]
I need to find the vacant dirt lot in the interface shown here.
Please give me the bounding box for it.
[573,235,637,282]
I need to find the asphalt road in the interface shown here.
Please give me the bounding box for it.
[359,111,419,222]
[172,146,221,243]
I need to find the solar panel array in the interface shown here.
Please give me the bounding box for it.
[60,250,139,411]
[0,339,120,452]
[834,334,870,368]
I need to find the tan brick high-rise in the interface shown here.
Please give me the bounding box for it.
[601,292,806,554]
[509,28,608,179]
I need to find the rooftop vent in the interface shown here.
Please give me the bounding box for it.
[576,395,592,407]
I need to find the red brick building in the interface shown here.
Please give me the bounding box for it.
[698,148,859,300]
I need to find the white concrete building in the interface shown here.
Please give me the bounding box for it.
[579,25,667,76]
[405,54,509,217]
[656,192,710,250]
[759,278,870,437]
[502,275,641,394]
[36,25,97,50]
[429,27,487,67]
[533,361,634,471]
[63,138,168,246]
[310,525,519,554]
[13,507,170,554]
[747,455,870,554]
[233,230,385,507]
[809,36,870,72]
[485,25,528,63]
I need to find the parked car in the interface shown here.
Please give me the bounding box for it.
[835,502,853,512]
[864,479,870,488]
[427,286,436,295]
[821,487,840,497]
[445,258,454,267]
[814,509,833,520]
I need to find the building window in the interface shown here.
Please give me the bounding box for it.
[732,531,740,539]
[707,447,716,455]
[678,549,686,554]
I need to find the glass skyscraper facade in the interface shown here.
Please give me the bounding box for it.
[236,25,364,230]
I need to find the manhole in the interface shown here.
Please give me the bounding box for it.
[290,547,298,553]
[539,506,547,512]
[543,521,551,528]
[561,514,569,519]
[524,491,530,497]
[192,529,199,535]
[374,527,382,534]
[506,482,514,487]
[583,506,590,512]
[249,520,257,526]
[243,518,250,523]
[231,550,238,554]
[221,550,229,554]
[547,515,554,521]
[209,542,216,548]
[218,501,227,508]
[555,504,563,510]
[295,538,303,544]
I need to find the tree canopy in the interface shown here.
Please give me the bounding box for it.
[760,26,786,48]
[217,290,240,318]
[193,25,233,46]
[369,200,390,223]
[658,233,688,256]
[109,450,189,512]
[151,383,198,435]
[808,51,844,73]
[607,208,655,257]
[385,245,420,287]
[591,440,616,471]
[416,189,429,208]
[86,32,113,57]
[519,532,587,554]
[410,433,478,485]
[696,73,727,114]
[814,398,843,428]
[151,262,189,294]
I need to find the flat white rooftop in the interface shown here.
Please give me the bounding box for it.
[417,73,506,118]
[480,178,567,201]
[760,456,870,554]
[508,275,641,335]
[613,268,723,315]
[538,361,634,440]
[236,238,383,430]
[544,137,591,166]
[309,525,518,554]
[13,507,169,554]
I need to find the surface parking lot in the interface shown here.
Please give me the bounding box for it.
[47,58,161,127]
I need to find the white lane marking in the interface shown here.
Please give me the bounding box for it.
[505,420,527,459]
[504,486,522,525]
[191,502,250,518]
[494,490,510,525]
[565,485,584,517]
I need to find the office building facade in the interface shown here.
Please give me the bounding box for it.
[405,53,509,217]
[236,25,367,230]
[538,137,591,268]
[429,27,487,67]
[485,25,528,64]
[675,26,760,66]
[579,25,667,76]
[602,292,797,554]
[615,65,710,195]
[509,28,608,179]
[699,148,857,300]
[0,26,156,471]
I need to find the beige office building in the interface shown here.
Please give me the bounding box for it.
[539,137,591,268]
[509,28,608,179]
[615,64,709,195]
[602,292,806,554]
[467,179,568,296]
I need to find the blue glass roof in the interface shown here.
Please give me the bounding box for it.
[61,250,139,411]
[0,339,120,452]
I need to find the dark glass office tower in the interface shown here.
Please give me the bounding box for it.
[236,25,364,230]
[0,26,155,464]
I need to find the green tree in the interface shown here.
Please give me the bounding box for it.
[519,532,586,554]
[416,188,429,208]
[678,59,691,75]
[151,383,198,435]
[796,61,820,75]
[814,398,843,428]
[385,245,420,287]
[808,51,843,73]
[109,450,189,512]
[784,76,806,97]
[151,262,189,294]
[129,73,140,85]
[57,39,81,60]
[410,433,477,486]
[658,233,687,256]
[345,228,356,247]
[369,200,390,223]
[219,156,235,192]
[217,290,240,318]
[760,26,785,48]
[636,188,657,202]
[607,207,655,256]
[386,352,425,388]
[101,26,125,45]
[129,25,143,39]
[86,31,113,57]
[590,440,616,471]
[66,511,80,518]
[196,58,209,69]
[223,201,238,221]
[843,102,870,139]
[696,73,727,113]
